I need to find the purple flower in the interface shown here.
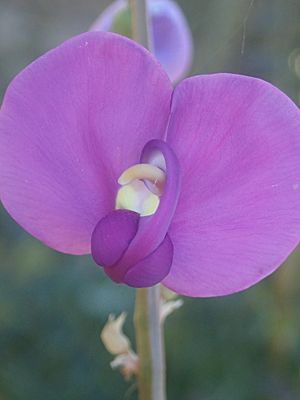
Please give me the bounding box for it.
[1,32,300,297]
[89,0,193,83]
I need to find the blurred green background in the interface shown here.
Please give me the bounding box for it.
[1,0,300,399]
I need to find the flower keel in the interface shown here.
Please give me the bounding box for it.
[116,163,166,216]
[91,139,181,288]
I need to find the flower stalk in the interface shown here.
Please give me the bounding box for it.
[134,286,166,400]
[129,0,153,50]
[129,3,166,399]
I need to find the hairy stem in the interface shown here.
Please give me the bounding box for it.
[134,286,166,400]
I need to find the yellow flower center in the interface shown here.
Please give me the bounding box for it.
[116,163,166,216]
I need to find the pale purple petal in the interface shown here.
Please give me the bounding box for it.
[164,73,300,297]
[0,32,172,254]
[151,0,193,83]
[90,0,193,83]
[89,0,126,32]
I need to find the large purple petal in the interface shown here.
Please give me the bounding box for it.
[0,32,172,254]
[90,0,193,83]
[164,73,300,297]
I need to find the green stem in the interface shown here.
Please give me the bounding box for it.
[129,0,153,50]
[134,286,166,400]
[129,1,166,399]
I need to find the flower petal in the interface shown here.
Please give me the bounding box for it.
[89,0,126,32]
[123,233,173,287]
[164,73,300,297]
[0,32,172,254]
[91,209,139,267]
[90,0,193,83]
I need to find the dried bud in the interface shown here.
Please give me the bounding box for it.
[110,350,139,381]
[101,312,131,355]
[160,299,184,324]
